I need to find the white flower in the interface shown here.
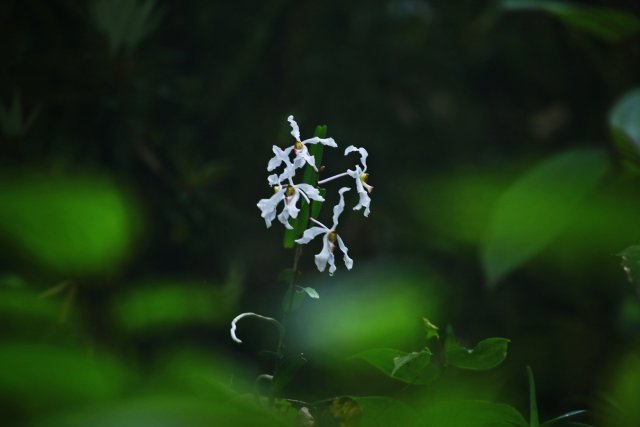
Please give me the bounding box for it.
[345,145,373,217]
[295,187,353,275]
[267,115,338,173]
[257,168,325,229]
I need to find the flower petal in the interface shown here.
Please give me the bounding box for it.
[332,187,351,229]
[288,115,300,141]
[297,183,325,202]
[336,235,353,270]
[277,209,294,229]
[353,175,372,217]
[314,234,332,272]
[295,226,327,244]
[286,191,301,219]
[344,145,368,170]
[257,191,285,228]
[302,137,337,148]
[267,145,291,172]
[327,252,337,276]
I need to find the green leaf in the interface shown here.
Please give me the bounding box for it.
[0,175,140,276]
[502,0,640,43]
[300,286,319,299]
[482,149,609,285]
[528,366,540,427]
[445,337,510,371]
[282,287,304,313]
[272,353,306,392]
[610,88,640,172]
[541,410,587,427]
[283,125,327,248]
[421,399,528,427]
[350,348,438,385]
[350,396,415,427]
[423,317,440,341]
[277,268,295,285]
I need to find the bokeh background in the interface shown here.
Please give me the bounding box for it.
[2,0,640,425]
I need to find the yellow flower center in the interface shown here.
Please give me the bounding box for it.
[359,173,369,183]
[328,231,337,243]
[294,140,304,151]
[285,186,296,197]
[273,185,281,194]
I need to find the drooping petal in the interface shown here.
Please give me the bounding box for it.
[302,136,338,148]
[295,226,327,244]
[288,115,300,141]
[297,183,325,202]
[277,209,294,229]
[344,145,369,171]
[267,145,292,172]
[285,191,301,219]
[336,235,353,270]
[293,145,317,170]
[327,252,337,276]
[353,174,372,217]
[314,234,332,272]
[257,190,285,228]
[332,187,351,229]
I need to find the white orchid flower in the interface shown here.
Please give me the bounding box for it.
[344,145,373,217]
[257,165,325,229]
[295,187,353,275]
[267,115,338,173]
[316,145,374,217]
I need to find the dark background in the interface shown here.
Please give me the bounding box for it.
[1,0,640,425]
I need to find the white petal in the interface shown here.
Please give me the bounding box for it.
[327,252,337,276]
[336,235,353,270]
[344,145,368,171]
[267,145,290,172]
[332,187,351,229]
[286,191,301,219]
[277,209,293,229]
[353,175,372,217]
[267,174,279,186]
[288,115,300,141]
[295,226,327,244]
[302,137,337,148]
[257,191,285,228]
[297,184,325,202]
[314,234,332,272]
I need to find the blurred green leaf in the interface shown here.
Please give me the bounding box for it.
[300,286,319,299]
[350,396,415,427]
[350,348,438,385]
[113,278,240,332]
[482,149,609,285]
[502,0,640,43]
[423,317,440,341]
[0,176,140,276]
[610,88,640,171]
[420,399,528,427]
[283,125,326,249]
[541,410,588,427]
[445,337,510,371]
[272,353,306,392]
[281,286,304,313]
[277,268,295,284]
[0,342,129,409]
[528,366,540,427]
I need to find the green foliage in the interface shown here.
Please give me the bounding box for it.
[528,366,540,427]
[349,348,438,385]
[113,278,241,332]
[482,149,609,285]
[349,396,414,427]
[0,176,140,276]
[272,353,306,392]
[0,342,130,409]
[619,245,640,292]
[420,399,528,427]
[90,0,163,56]
[445,337,510,371]
[502,0,640,42]
[610,88,640,173]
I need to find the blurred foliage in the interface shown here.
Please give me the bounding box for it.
[2,0,640,425]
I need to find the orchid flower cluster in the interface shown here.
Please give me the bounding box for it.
[257,115,373,275]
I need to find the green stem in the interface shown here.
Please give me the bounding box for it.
[275,243,303,371]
